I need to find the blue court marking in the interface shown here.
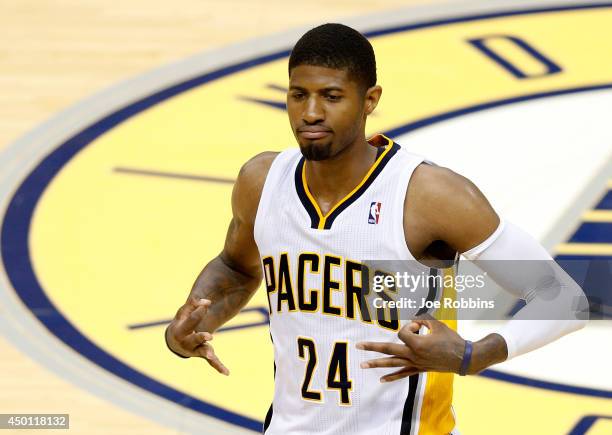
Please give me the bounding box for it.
[569,223,612,243]
[568,415,612,435]
[128,307,270,332]
[595,191,612,210]
[466,35,562,79]
[3,3,612,431]
[479,370,612,399]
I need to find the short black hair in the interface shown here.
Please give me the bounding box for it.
[288,23,377,91]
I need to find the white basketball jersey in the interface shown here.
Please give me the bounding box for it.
[254,134,458,435]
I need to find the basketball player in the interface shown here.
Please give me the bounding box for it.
[165,24,587,434]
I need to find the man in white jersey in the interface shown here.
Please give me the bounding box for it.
[165,24,587,434]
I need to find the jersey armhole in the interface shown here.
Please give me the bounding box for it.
[393,156,433,264]
[253,149,298,246]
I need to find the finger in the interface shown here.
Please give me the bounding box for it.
[197,345,230,376]
[398,326,420,346]
[412,313,439,331]
[178,298,211,321]
[356,342,410,357]
[380,367,421,383]
[408,321,420,333]
[175,297,197,318]
[361,357,413,369]
[182,331,214,351]
[175,302,210,336]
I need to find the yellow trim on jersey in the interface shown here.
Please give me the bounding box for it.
[418,266,457,435]
[302,135,394,230]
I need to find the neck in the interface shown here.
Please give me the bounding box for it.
[304,134,378,212]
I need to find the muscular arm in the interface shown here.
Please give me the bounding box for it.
[393,164,586,374]
[186,150,278,332]
[165,151,278,365]
[402,164,507,373]
[359,165,522,378]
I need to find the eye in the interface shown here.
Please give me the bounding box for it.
[326,94,342,102]
[291,92,305,100]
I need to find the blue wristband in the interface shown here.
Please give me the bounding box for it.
[459,340,473,376]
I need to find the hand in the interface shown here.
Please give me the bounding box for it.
[166,297,230,375]
[356,314,465,383]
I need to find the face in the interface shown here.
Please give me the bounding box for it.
[287,65,381,161]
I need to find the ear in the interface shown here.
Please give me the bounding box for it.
[364,85,382,115]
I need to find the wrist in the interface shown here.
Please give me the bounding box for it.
[468,333,508,374]
[165,325,189,359]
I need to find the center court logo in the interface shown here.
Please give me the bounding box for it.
[1,2,611,434]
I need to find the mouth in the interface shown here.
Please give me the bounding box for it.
[298,127,332,140]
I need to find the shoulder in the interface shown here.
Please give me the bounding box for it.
[408,162,483,203]
[232,151,280,222]
[237,151,280,187]
[404,162,499,253]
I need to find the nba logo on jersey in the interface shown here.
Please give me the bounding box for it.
[368,201,381,224]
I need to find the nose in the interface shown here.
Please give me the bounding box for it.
[303,95,324,124]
